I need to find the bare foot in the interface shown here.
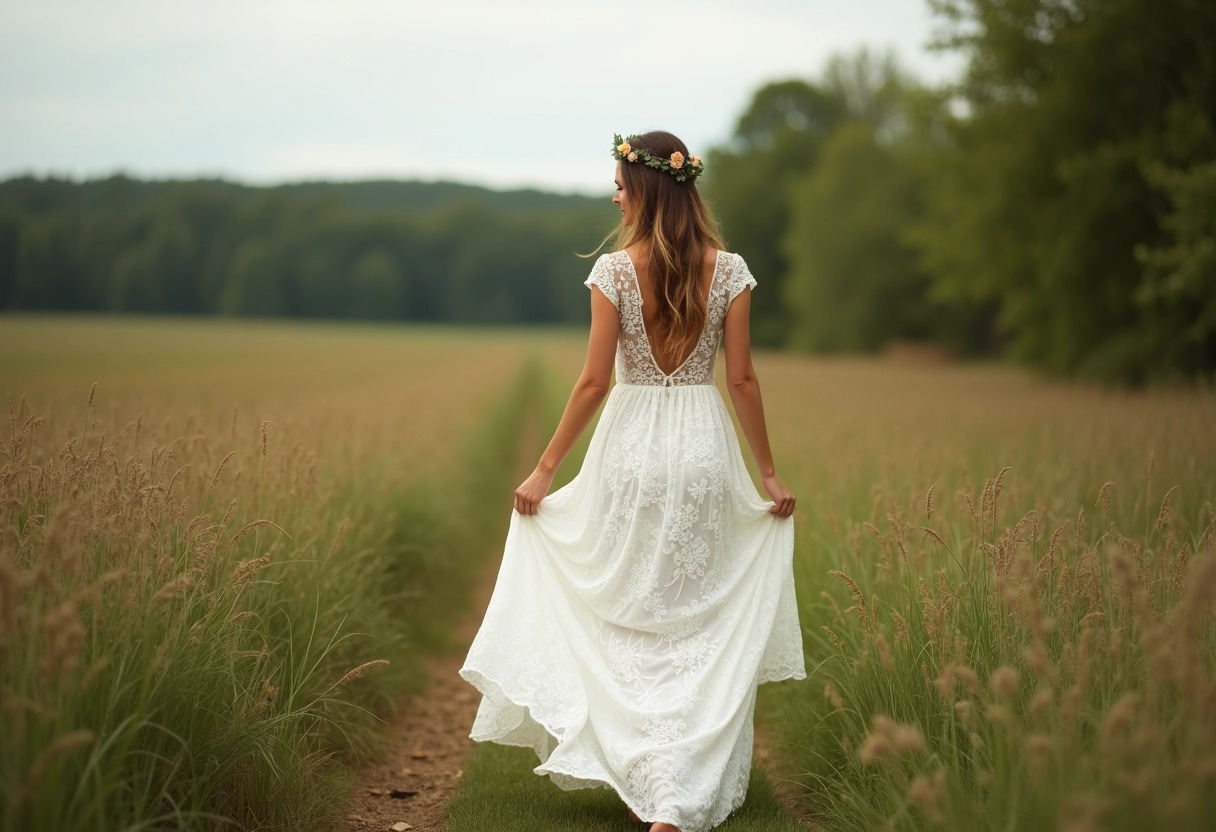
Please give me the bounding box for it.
[651,824,680,832]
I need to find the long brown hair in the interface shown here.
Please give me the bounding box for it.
[598,130,725,364]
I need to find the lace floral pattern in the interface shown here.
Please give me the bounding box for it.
[461,250,803,832]
[584,250,756,387]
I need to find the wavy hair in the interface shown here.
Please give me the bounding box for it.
[593,130,725,365]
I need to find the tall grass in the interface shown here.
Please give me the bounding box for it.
[0,318,539,831]
[753,357,1216,830]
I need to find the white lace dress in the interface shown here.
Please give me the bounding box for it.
[459,250,805,832]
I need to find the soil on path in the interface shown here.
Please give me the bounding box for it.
[342,392,543,832]
[341,559,497,832]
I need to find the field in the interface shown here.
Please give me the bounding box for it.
[0,315,544,830]
[3,315,1214,831]
[753,357,1216,831]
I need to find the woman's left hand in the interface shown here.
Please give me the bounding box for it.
[514,466,555,516]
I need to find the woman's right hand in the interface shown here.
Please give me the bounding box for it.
[514,466,555,516]
[761,473,795,518]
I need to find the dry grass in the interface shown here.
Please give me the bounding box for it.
[0,315,539,831]
[10,315,1211,831]
[750,356,1216,831]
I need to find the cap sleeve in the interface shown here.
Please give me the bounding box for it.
[727,252,757,303]
[583,253,619,308]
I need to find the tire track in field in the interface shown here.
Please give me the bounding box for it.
[342,387,544,832]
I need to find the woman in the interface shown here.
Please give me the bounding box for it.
[459,130,805,832]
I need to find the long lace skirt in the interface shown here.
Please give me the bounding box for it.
[459,383,805,832]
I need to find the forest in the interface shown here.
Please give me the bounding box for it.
[3,0,1213,384]
[0,178,612,327]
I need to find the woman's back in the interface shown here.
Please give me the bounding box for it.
[626,244,720,375]
[584,248,756,389]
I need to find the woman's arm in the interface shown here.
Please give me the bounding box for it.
[513,285,619,515]
[723,287,796,517]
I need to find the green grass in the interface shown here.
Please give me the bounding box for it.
[446,745,810,832]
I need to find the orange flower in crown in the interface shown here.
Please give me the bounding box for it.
[610,133,704,183]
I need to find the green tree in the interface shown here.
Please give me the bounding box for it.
[218,239,285,316]
[917,0,1216,382]
[783,124,937,351]
[0,213,19,308]
[705,80,845,345]
[1134,159,1216,377]
[707,50,924,347]
[349,246,408,320]
[108,218,196,312]
[13,215,86,309]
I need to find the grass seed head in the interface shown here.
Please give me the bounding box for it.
[229,519,291,547]
[955,665,981,697]
[1155,485,1179,533]
[820,625,844,649]
[207,450,236,498]
[990,666,1019,700]
[934,664,957,704]
[985,704,1014,728]
[228,555,270,589]
[875,632,895,670]
[953,700,974,728]
[906,768,947,826]
[891,723,926,755]
[1026,733,1054,756]
[1029,688,1054,720]
[824,682,845,710]
[1096,481,1114,523]
[858,733,894,764]
[152,571,196,604]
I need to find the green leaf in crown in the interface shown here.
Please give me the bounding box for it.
[610,133,705,182]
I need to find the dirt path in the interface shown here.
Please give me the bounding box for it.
[342,560,499,832]
[343,389,544,832]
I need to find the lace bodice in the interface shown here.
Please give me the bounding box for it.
[584,250,757,387]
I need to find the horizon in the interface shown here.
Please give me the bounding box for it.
[0,169,614,199]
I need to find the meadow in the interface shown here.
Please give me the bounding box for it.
[753,357,1216,831]
[0,315,546,830]
[3,315,1214,831]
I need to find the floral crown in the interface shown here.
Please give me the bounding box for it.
[612,133,704,183]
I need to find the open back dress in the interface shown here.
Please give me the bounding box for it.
[459,249,805,832]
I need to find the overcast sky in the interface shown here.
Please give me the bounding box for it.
[0,0,963,195]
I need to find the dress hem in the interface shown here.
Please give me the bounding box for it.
[459,662,806,830]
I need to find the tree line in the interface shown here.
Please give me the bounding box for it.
[707,0,1214,383]
[0,178,613,326]
[2,0,1213,383]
